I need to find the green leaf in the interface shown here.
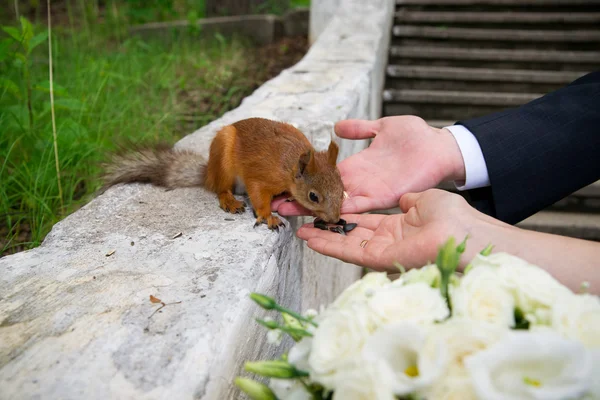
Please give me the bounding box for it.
[27,32,48,54]
[214,32,226,45]
[59,118,89,138]
[1,104,29,131]
[53,98,87,111]
[456,235,469,254]
[34,80,68,96]
[234,378,277,400]
[480,243,494,256]
[250,293,277,310]
[19,17,34,44]
[463,263,474,275]
[435,237,460,275]
[513,307,530,330]
[14,52,26,64]
[0,38,14,62]
[0,77,21,98]
[245,360,309,379]
[2,26,22,42]
[256,318,278,329]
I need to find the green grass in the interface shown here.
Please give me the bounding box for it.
[0,19,269,256]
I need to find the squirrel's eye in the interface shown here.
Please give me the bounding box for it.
[309,192,319,203]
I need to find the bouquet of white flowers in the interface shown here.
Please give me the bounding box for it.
[234,238,599,400]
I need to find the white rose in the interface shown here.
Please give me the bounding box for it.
[471,253,571,323]
[391,264,441,287]
[452,265,516,327]
[308,303,374,388]
[417,319,506,400]
[583,349,600,399]
[465,330,593,400]
[361,322,447,396]
[552,293,600,348]
[287,336,312,372]
[422,318,506,378]
[269,378,312,400]
[331,359,396,400]
[417,375,478,400]
[367,282,449,325]
[332,272,390,310]
[469,252,531,270]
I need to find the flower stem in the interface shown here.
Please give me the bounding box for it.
[274,305,318,327]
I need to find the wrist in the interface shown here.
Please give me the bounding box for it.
[457,219,519,271]
[437,127,466,183]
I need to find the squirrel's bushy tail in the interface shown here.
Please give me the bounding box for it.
[103,144,206,190]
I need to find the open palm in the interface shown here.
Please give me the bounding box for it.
[296,190,487,271]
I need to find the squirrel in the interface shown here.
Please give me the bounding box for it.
[103,117,345,230]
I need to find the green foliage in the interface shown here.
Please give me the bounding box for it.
[290,0,310,7]
[0,17,264,255]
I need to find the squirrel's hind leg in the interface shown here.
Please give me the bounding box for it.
[206,125,245,214]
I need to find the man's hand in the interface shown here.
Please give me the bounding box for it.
[295,189,503,272]
[273,116,466,216]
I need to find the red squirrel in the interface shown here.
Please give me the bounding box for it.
[103,118,344,229]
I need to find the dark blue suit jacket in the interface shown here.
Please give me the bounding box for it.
[457,71,600,225]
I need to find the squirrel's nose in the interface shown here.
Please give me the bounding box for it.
[325,211,340,224]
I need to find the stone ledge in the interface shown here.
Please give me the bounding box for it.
[0,1,395,399]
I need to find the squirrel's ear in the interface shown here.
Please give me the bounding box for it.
[327,141,339,166]
[296,150,313,178]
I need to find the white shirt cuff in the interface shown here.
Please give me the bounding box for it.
[444,124,490,191]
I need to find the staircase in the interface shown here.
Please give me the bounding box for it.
[382,0,600,240]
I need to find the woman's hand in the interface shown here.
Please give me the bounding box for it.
[295,189,600,294]
[296,189,503,272]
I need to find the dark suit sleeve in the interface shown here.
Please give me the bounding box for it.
[456,71,600,225]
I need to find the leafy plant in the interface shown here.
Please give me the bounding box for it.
[0,18,283,255]
[2,16,48,129]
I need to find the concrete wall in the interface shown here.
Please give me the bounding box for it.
[0,1,395,399]
[309,0,341,44]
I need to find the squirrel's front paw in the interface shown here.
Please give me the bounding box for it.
[254,215,285,230]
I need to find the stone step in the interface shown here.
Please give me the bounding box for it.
[518,211,600,241]
[385,65,584,92]
[427,119,457,128]
[393,25,600,43]
[396,0,600,5]
[389,47,600,71]
[576,181,600,197]
[395,10,600,24]
[383,88,538,119]
[385,103,519,120]
[389,46,600,68]
[383,89,541,106]
[387,65,584,83]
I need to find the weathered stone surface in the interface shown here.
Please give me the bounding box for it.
[309,0,340,44]
[0,1,395,399]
